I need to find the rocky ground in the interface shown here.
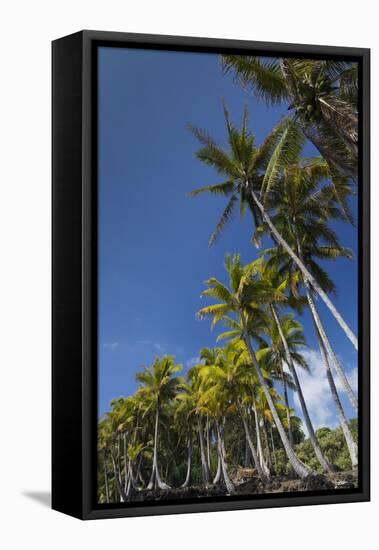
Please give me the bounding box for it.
[129,471,358,502]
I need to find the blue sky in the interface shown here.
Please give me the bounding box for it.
[98,47,358,430]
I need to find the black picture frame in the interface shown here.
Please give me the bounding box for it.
[52,30,370,520]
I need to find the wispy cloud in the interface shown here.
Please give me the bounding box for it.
[136,340,165,352]
[103,341,119,351]
[291,348,357,433]
[185,356,200,369]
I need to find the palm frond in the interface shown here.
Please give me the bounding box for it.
[221,55,287,105]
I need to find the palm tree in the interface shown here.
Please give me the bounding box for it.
[251,257,335,472]
[103,398,130,502]
[174,381,197,488]
[136,355,182,490]
[197,253,312,478]
[221,57,358,179]
[257,316,300,447]
[261,161,358,410]
[189,107,358,350]
[200,342,269,481]
[253,383,290,471]
[261,169,358,467]
[196,364,236,494]
[98,420,111,503]
[186,364,213,485]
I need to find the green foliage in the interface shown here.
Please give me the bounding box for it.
[272,419,358,474]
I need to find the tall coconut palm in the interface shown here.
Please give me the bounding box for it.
[260,170,358,466]
[189,107,358,350]
[221,57,358,179]
[136,355,182,490]
[261,162,358,411]
[197,253,312,478]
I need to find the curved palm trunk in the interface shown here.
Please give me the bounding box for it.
[241,314,311,479]
[136,459,144,487]
[278,361,294,448]
[213,454,222,484]
[316,331,358,468]
[261,419,273,470]
[247,183,358,350]
[148,406,171,491]
[216,421,235,494]
[304,284,358,413]
[270,426,277,468]
[252,405,270,477]
[198,416,212,485]
[103,449,110,503]
[181,434,192,488]
[244,434,251,467]
[206,415,211,471]
[123,433,129,492]
[239,406,268,481]
[111,448,126,502]
[270,304,334,472]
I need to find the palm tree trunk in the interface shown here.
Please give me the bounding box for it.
[292,232,358,412]
[181,434,192,488]
[111,448,126,502]
[270,426,277,468]
[244,433,251,467]
[213,453,222,484]
[136,456,144,487]
[247,183,358,350]
[270,304,334,472]
[148,405,171,490]
[123,433,128,492]
[303,284,358,413]
[216,421,235,494]
[239,406,268,481]
[278,361,294,448]
[103,449,110,503]
[198,416,212,485]
[316,328,358,468]
[206,415,211,471]
[241,313,311,478]
[253,405,270,477]
[262,419,272,470]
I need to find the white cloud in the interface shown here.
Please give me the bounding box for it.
[136,340,164,352]
[291,348,357,433]
[103,341,119,351]
[185,356,200,369]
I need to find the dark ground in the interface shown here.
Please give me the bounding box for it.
[129,470,358,502]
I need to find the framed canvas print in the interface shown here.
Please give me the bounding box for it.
[52,30,370,520]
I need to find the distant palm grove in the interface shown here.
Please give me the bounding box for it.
[98,56,359,503]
